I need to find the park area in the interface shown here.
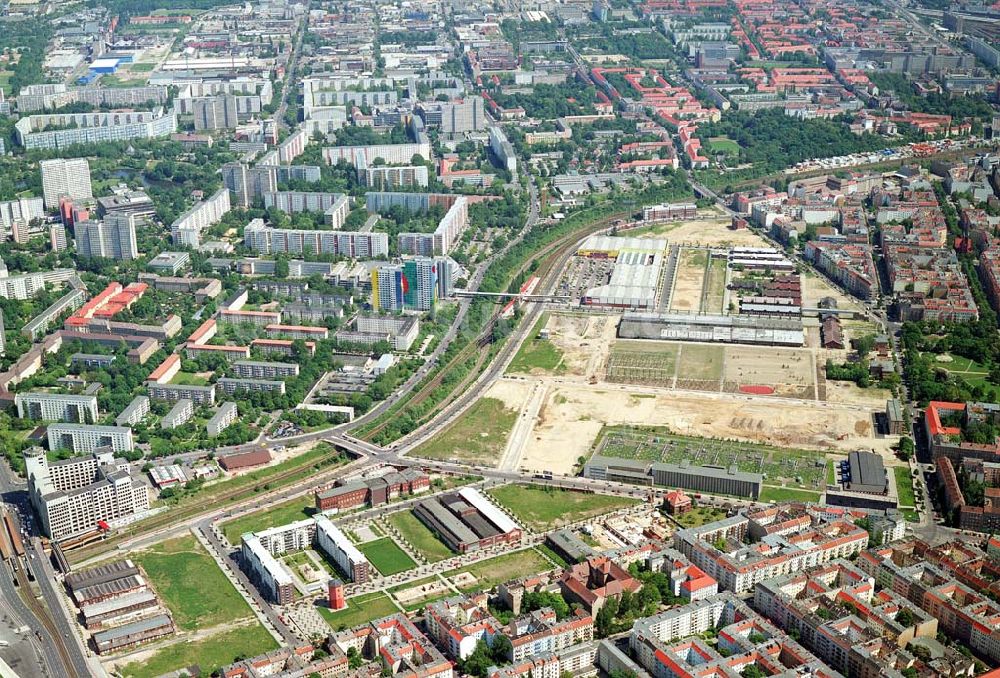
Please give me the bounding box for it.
[489,484,639,531]
[707,136,740,155]
[359,537,417,576]
[592,425,830,493]
[387,509,455,562]
[410,397,517,467]
[925,353,992,387]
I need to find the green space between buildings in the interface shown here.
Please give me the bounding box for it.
[488,484,639,531]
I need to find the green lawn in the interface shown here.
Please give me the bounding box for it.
[222,495,315,544]
[133,536,254,631]
[129,62,157,71]
[489,484,639,531]
[536,543,571,568]
[171,371,210,386]
[902,508,919,522]
[923,353,991,386]
[318,592,398,630]
[387,510,455,562]
[894,466,916,507]
[119,623,277,678]
[445,549,553,591]
[359,538,416,576]
[410,397,517,467]
[707,136,740,155]
[508,314,565,374]
[673,506,727,528]
[758,486,822,503]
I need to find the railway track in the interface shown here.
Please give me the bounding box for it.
[66,448,354,563]
[360,209,630,442]
[12,564,80,678]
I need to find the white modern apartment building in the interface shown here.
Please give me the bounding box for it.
[75,213,139,260]
[46,423,134,454]
[16,392,99,423]
[262,192,350,226]
[24,448,150,540]
[40,158,93,209]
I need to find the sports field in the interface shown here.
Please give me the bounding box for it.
[387,510,455,562]
[592,425,828,491]
[410,397,517,466]
[489,484,639,531]
[359,537,416,575]
[707,136,740,155]
[133,535,253,631]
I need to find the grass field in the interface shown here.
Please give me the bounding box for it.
[758,486,822,503]
[119,623,277,678]
[508,314,565,374]
[359,538,416,576]
[222,495,314,544]
[489,484,639,531]
[593,425,828,491]
[318,592,398,630]
[133,536,253,631]
[828,460,836,486]
[707,136,740,155]
[676,343,725,381]
[387,510,454,562]
[410,397,517,466]
[925,353,991,386]
[171,371,210,386]
[894,466,916,507]
[606,341,679,387]
[130,62,157,71]
[701,255,728,314]
[673,506,727,528]
[445,549,553,591]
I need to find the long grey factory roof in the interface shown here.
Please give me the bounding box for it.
[92,614,172,644]
[65,559,138,591]
[417,497,479,545]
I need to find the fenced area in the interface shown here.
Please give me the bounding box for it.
[592,425,828,491]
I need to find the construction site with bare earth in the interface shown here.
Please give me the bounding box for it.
[410,211,900,501]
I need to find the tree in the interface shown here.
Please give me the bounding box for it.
[595,597,619,637]
[741,666,767,678]
[896,607,915,627]
[898,436,915,461]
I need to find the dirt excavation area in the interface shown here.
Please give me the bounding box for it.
[492,380,888,476]
[542,313,618,379]
[635,211,769,248]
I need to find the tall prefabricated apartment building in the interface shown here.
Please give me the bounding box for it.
[47,423,134,454]
[371,258,438,312]
[40,158,93,209]
[243,219,389,257]
[15,391,99,423]
[25,448,150,540]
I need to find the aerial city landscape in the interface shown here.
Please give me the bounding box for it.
[3,0,1000,676]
